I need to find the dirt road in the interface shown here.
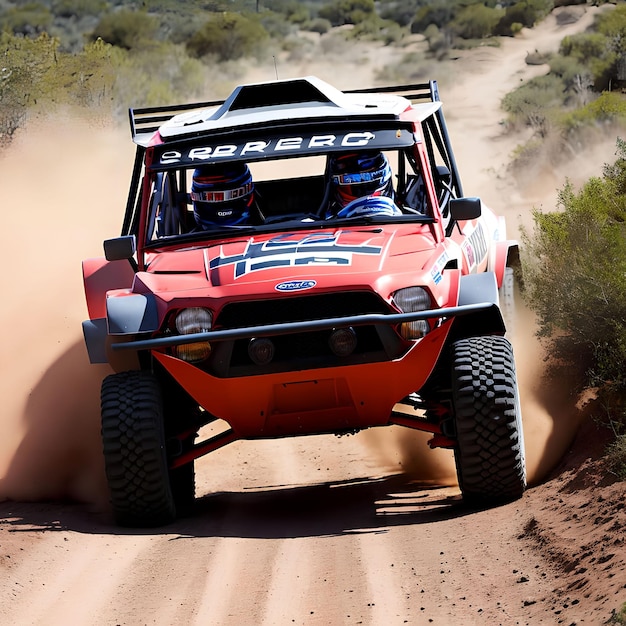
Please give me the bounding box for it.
[1,6,624,625]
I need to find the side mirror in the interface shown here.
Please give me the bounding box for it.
[449,197,481,221]
[104,235,136,261]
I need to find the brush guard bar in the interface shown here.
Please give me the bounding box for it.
[110,301,500,351]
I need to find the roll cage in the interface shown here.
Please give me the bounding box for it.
[120,80,465,248]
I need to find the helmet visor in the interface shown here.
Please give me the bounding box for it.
[190,181,253,204]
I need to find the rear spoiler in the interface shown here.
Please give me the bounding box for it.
[345,81,441,104]
[128,80,443,143]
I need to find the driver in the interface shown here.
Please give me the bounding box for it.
[191,162,256,229]
[326,151,402,218]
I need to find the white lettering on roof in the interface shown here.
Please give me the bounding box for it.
[188,147,212,160]
[275,137,302,151]
[342,132,375,146]
[158,132,379,165]
[309,135,335,147]
[241,141,270,155]
[161,150,182,164]
[212,145,237,158]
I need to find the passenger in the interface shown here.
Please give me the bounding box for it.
[326,151,402,218]
[191,162,256,229]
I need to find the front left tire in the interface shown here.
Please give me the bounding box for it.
[101,370,193,527]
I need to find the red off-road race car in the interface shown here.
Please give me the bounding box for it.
[82,77,526,527]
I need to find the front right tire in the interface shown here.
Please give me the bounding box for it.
[451,335,526,504]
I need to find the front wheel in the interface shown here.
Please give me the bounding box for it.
[101,370,184,527]
[451,335,526,504]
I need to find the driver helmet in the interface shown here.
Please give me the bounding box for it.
[329,151,394,209]
[191,163,254,228]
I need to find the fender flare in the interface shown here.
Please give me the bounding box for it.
[452,272,505,338]
[83,257,136,320]
[458,271,499,306]
[492,240,520,288]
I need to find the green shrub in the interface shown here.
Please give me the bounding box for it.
[560,91,626,132]
[186,12,269,62]
[260,11,297,39]
[501,73,565,134]
[347,15,405,44]
[90,9,160,50]
[521,138,626,396]
[305,17,332,34]
[560,32,608,62]
[318,0,376,27]
[0,2,53,36]
[422,23,450,57]
[264,0,310,24]
[606,433,626,480]
[379,0,419,28]
[411,1,456,33]
[451,4,502,40]
[495,0,554,36]
[549,54,590,86]
[559,32,617,91]
[595,3,626,44]
[51,0,108,19]
[0,33,126,142]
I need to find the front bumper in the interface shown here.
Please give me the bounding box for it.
[113,302,499,438]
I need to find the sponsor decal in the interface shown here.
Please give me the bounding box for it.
[210,232,383,279]
[462,239,475,270]
[430,250,449,285]
[462,222,488,272]
[275,280,316,292]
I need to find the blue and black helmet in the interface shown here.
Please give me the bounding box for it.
[330,151,394,209]
[191,163,254,228]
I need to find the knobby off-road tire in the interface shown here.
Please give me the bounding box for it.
[101,370,191,527]
[451,335,526,504]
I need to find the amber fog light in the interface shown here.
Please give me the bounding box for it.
[249,337,275,365]
[174,342,211,362]
[399,320,430,340]
[328,327,357,357]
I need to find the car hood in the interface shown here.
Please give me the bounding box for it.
[139,225,440,297]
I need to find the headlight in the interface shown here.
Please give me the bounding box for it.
[173,307,212,362]
[175,307,213,334]
[392,287,431,340]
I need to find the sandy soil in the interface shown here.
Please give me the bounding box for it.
[1,6,625,625]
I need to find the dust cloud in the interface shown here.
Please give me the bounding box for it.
[0,115,132,507]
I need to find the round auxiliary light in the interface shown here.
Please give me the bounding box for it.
[248,337,275,365]
[328,327,357,357]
